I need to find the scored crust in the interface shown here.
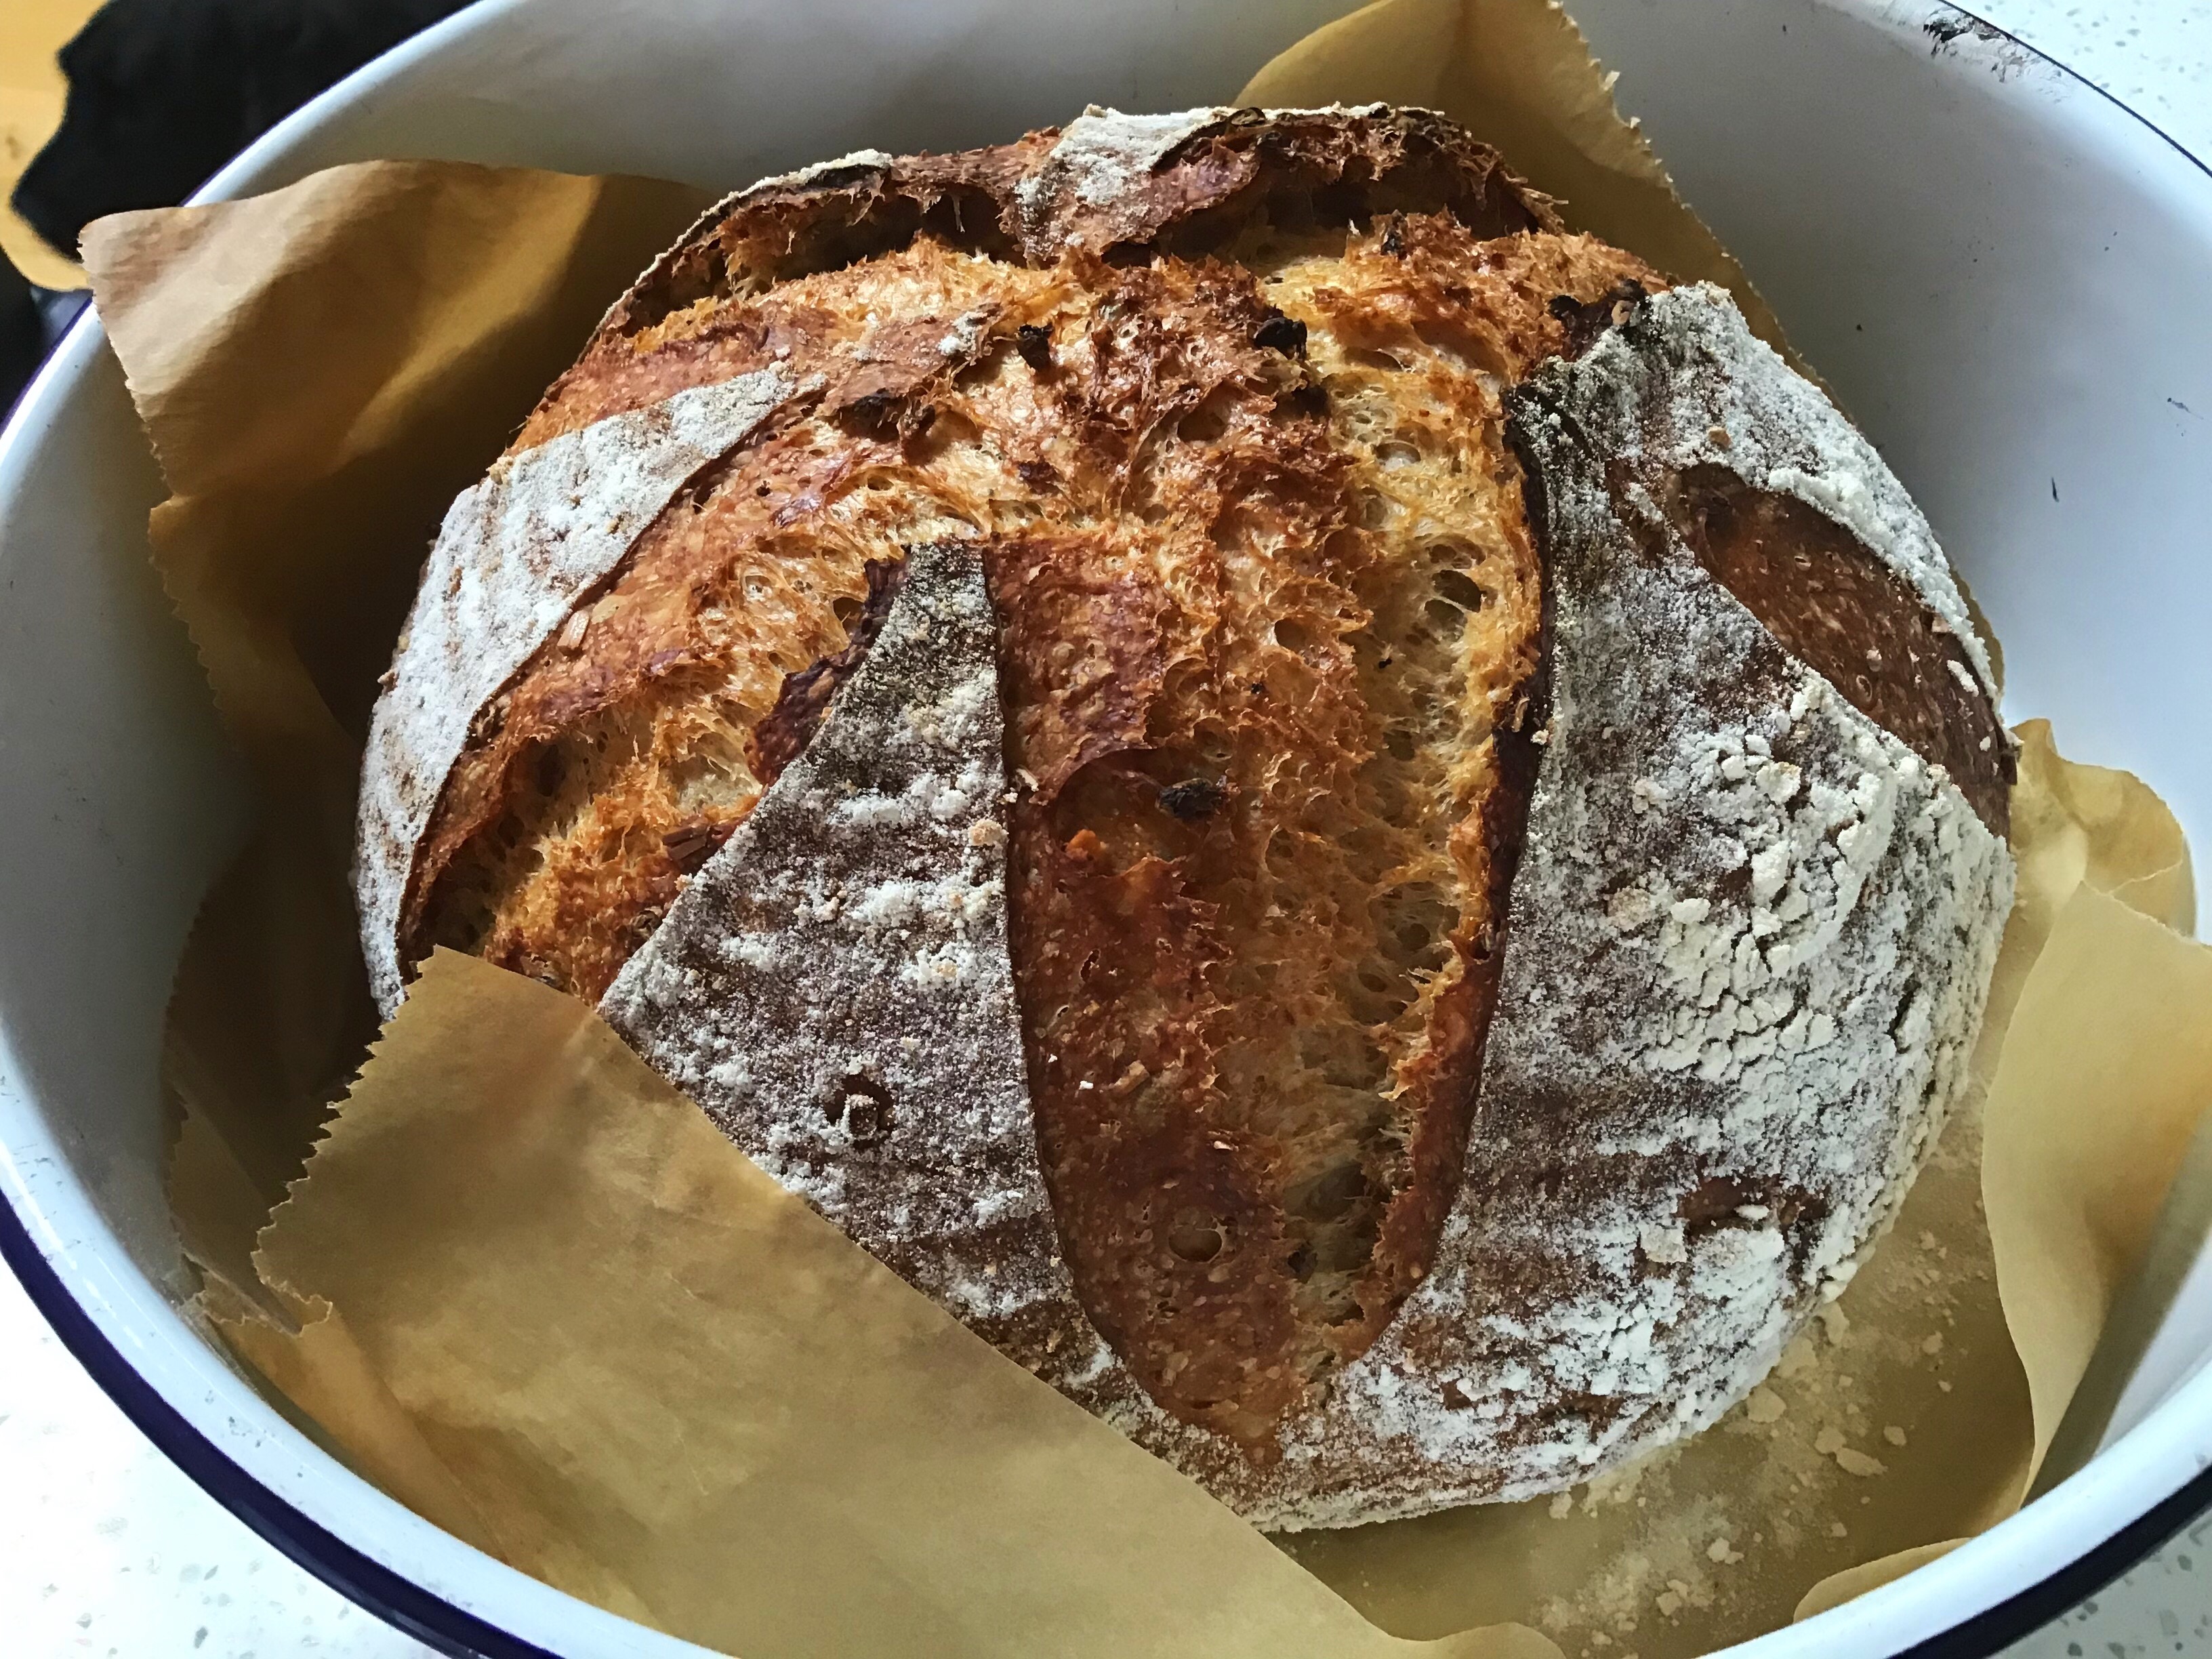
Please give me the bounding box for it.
[597,542,1098,1376]
[370,104,1645,1452]
[356,108,2015,1528]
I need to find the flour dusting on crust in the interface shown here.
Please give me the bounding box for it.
[739,148,897,201]
[354,111,2018,1534]
[1227,285,2013,1528]
[597,544,1104,1366]
[1014,104,1395,253]
[1019,106,1227,216]
[356,368,795,1014]
[1608,286,1992,693]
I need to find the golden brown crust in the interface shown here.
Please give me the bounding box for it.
[512,108,1557,453]
[397,107,1656,1445]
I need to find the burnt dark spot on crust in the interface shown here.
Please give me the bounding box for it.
[660,817,731,874]
[1015,322,1054,371]
[1548,279,1651,357]
[1664,466,2013,834]
[1275,380,1331,423]
[1159,777,1227,820]
[842,386,899,424]
[837,388,907,438]
[1253,312,1308,356]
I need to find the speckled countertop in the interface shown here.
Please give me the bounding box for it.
[3,3,2210,1656]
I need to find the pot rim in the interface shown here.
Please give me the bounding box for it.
[3,3,2209,1655]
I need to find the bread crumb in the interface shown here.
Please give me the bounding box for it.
[1745,1387,1785,1425]
[1883,1425,1908,1447]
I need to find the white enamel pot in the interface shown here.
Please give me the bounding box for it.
[1,1,2208,1653]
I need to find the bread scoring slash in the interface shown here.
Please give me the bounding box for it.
[355,106,2015,1528]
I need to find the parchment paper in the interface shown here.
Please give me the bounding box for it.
[83,161,714,1295]
[201,726,2212,1659]
[224,947,1567,1659]
[73,2,2212,1653]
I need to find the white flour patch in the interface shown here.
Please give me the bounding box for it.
[599,544,1096,1359]
[1015,106,1227,247]
[355,367,795,1014]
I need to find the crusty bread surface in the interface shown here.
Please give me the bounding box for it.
[392,109,1656,1449]
[357,106,2015,1528]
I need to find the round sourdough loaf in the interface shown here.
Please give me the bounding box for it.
[356,106,2016,1529]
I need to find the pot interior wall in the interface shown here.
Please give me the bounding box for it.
[0,3,2208,1654]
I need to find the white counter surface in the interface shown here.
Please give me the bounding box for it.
[3,2,2209,1654]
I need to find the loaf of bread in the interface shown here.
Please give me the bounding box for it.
[356,106,2015,1529]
